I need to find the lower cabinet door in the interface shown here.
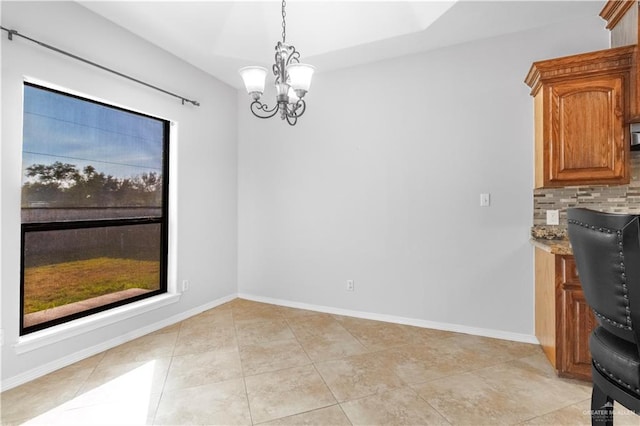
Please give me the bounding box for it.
[561,287,597,380]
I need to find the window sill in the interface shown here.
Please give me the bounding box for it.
[14,292,181,354]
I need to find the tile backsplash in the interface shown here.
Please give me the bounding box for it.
[533,151,640,229]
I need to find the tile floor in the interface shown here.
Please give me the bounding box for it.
[2,298,639,425]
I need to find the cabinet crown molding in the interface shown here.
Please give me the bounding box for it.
[600,0,638,30]
[525,46,635,96]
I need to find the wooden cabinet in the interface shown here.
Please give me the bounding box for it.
[535,248,596,381]
[601,0,639,121]
[525,46,635,188]
[559,256,597,380]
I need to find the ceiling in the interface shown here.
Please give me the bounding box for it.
[78,1,606,89]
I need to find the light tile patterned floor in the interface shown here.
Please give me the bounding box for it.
[2,298,640,425]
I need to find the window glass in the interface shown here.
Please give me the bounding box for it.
[21,83,169,334]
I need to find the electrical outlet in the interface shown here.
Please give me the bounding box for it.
[182,279,190,292]
[546,209,560,225]
[346,280,354,291]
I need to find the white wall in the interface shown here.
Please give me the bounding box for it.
[237,16,609,338]
[1,2,237,385]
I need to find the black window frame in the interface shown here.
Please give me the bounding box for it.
[19,82,170,336]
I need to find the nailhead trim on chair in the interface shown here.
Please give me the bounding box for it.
[568,219,633,329]
[593,310,633,331]
[594,360,640,394]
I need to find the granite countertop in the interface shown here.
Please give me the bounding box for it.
[530,225,572,255]
[530,237,573,255]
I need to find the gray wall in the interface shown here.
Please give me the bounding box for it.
[1,1,238,385]
[237,15,609,337]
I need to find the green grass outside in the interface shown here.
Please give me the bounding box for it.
[24,257,160,314]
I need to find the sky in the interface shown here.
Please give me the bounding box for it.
[22,84,165,184]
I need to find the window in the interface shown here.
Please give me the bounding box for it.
[20,82,170,335]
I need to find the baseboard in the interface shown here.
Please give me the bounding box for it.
[238,292,539,345]
[1,293,237,392]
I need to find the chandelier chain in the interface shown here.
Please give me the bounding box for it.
[281,0,287,43]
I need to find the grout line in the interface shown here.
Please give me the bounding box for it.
[231,304,256,426]
[310,361,340,406]
[336,403,355,426]
[70,351,105,398]
[251,404,346,426]
[410,383,455,425]
[241,375,255,426]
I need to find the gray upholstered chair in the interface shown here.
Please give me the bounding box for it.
[567,208,640,425]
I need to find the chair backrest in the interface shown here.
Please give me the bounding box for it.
[567,208,640,343]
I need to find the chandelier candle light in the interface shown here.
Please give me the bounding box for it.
[239,0,315,126]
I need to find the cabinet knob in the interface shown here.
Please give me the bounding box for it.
[615,107,623,118]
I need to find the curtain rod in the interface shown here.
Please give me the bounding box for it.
[1,26,200,107]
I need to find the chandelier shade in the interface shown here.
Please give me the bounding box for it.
[286,63,315,93]
[238,0,314,126]
[239,66,267,96]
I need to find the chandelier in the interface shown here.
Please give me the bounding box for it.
[239,0,315,126]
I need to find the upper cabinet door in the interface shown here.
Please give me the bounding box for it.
[525,46,635,188]
[548,75,626,185]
